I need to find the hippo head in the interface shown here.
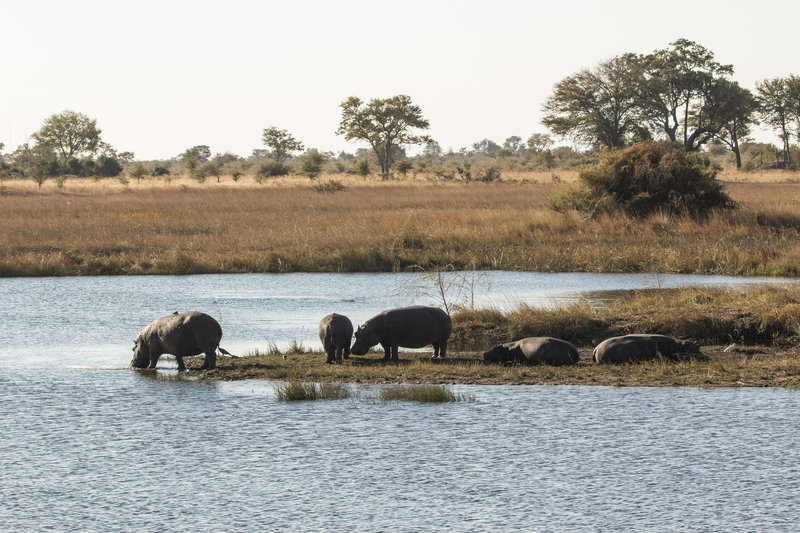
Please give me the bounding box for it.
[677,340,705,359]
[131,336,150,368]
[350,325,379,356]
[483,345,511,364]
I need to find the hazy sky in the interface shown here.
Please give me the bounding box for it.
[2,0,798,160]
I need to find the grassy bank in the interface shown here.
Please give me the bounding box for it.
[176,286,800,388]
[1,170,800,276]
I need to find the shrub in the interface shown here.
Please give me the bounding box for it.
[312,179,346,193]
[550,142,736,218]
[257,161,290,181]
[275,381,352,401]
[374,384,474,403]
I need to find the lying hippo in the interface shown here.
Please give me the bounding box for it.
[131,311,231,370]
[593,334,705,364]
[483,337,579,366]
[351,306,451,362]
[318,313,353,364]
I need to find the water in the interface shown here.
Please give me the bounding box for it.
[1,272,798,531]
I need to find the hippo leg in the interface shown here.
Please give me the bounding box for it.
[175,356,186,371]
[438,340,448,359]
[335,347,343,364]
[343,346,350,359]
[201,350,217,370]
[325,349,335,364]
[381,343,391,361]
[390,345,399,363]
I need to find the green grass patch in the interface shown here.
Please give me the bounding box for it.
[374,384,474,403]
[274,381,353,401]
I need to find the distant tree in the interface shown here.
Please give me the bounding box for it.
[395,159,413,176]
[336,95,430,177]
[31,110,102,161]
[422,139,443,158]
[756,77,793,167]
[472,138,501,155]
[714,82,759,169]
[180,145,211,176]
[298,148,327,180]
[503,136,525,154]
[542,53,644,149]
[128,163,148,185]
[526,133,553,153]
[639,39,738,152]
[261,127,304,164]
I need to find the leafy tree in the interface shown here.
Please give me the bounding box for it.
[422,139,443,158]
[180,145,211,176]
[542,53,644,149]
[472,138,500,155]
[714,82,759,169]
[756,77,793,167]
[503,136,525,154]
[526,133,553,153]
[550,141,735,218]
[261,127,304,164]
[639,39,737,152]
[298,148,327,180]
[128,163,148,185]
[31,110,102,161]
[336,95,430,177]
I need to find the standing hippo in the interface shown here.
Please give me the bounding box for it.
[318,313,354,364]
[483,337,579,366]
[350,306,451,362]
[593,334,705,364]
[131,311,230,370]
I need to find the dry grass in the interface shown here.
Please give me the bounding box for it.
[1,170,800,276]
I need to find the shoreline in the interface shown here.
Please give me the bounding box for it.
[169,345,800,388]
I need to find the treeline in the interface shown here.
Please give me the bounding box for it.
[1,38,799,187]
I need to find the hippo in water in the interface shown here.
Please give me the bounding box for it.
[593,334,705,364]
[483,337,579,366]
[318,313,353,364]
[350,306,452,362]
[131,311,231,370]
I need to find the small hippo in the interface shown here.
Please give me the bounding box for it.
[318,313,354,364]
[351,306,452,362]
[483,337,579,366]
[131,311,231,370]
[593,334,705,364]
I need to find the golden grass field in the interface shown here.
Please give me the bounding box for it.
[1,169,799,277]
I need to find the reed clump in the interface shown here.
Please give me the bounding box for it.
[373,384,474,402]
[1,176,800,276]
[274,381,352,401]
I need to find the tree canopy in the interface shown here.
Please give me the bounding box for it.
[261,127,304,164]
[336,95,430,176]
[32,110,102,161]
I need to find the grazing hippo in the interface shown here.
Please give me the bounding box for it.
[483,337,579,366]
[318,313,354,364]
[351,306,452,362]
[593,334,705,364]
[131,311,231,370]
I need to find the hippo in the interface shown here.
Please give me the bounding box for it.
[318,313,354,364]
[483,337,579,366]
[351,306,452,362]
[593,334,705,364]
[131,311,231,370]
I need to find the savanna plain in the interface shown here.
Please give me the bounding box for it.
[2,169,799,387]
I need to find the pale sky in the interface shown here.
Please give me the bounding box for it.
[2,0,798,160]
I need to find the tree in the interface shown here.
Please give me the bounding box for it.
[336,95,430,177]
[714,82,759,169]
[298,148,327,180]
[128,163,148,185]
[180,145,211,177]
[526,133,553,153]
[261,127,304,164]
[472,138,500,155]
[639,39,737,152]
[31,110,102,161]
[542,53,644,149]
[503,136,525,154]
[756,77,793,167]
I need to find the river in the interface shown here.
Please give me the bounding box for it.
[1,272,798,531]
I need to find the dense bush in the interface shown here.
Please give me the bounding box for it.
[550,142,736,217]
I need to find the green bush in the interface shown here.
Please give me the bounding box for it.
[550,142,736,217]
[257,161,290,181]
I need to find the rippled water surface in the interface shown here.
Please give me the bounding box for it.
[1,272,798,531]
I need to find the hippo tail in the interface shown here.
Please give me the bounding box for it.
[218,347,238,358]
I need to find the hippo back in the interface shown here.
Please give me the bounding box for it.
[353,306,451,353]
[514,337,580,365]
[319,313,354,350]
[593,334,700,364]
